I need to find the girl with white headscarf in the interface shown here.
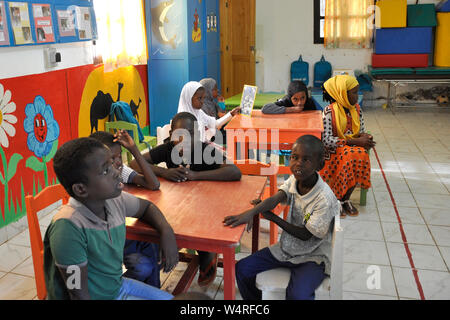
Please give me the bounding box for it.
[177,81,240,142]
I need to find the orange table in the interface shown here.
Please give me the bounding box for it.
[124,175,267,300]
[225,110,324,160]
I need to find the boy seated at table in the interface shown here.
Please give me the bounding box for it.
[44,137,179,299]
[129,111,242,287]
[90,130,162,289]
[223,135,340,300]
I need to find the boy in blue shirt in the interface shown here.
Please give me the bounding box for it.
[44,137,178,299]
[224,135,340,300]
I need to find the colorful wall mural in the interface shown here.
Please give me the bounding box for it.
[0,64,149,228]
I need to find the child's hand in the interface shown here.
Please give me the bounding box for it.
[164,166,188,182]
[184,165,198,181]
[230,106,241,116]
[158,227,179,273]
[223,210,255,232]
[286,106,304,113]
[114,130,136,150]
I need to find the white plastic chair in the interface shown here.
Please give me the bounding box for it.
[255,215,343,300]
[156,124,171,146]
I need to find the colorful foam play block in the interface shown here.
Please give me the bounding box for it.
[372,54,429,68]
[436,0,450,12]
[375,27,433,54]
[407,4,437,27]
[376,0,407,28]
[434,13,450,67]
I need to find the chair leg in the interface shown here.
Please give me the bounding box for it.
[360,188,368,206]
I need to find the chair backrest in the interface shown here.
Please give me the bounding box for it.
[25,184,69,300]
[329,214,343,300]
[105,121,140,146]
[156,124,171,146]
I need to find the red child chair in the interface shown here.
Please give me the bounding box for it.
[25,184,69,300]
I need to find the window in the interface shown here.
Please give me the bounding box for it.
[93,0,148,72]
[322,0,374,49]
[314,0,326,44]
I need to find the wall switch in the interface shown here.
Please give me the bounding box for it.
[45,47,61,67]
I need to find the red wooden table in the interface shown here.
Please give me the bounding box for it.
[124,175,267,300]
[225,110,324,160]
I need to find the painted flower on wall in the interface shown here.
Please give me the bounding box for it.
[0,84,18,148]
[24,95,60,158]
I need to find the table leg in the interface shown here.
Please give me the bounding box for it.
[222,247,236,300]
[252,214,260,253]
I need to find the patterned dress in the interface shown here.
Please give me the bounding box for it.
[319,104,371,200]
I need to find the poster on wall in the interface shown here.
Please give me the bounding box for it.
[56,8,75,37]
[32,3,55,43]
[0,1,10,45]
[8,2,34,45]
[76,7,92,39]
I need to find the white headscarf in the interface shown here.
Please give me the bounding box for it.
[177,81,216,142]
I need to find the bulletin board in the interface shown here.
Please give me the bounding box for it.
[1,0,96,47]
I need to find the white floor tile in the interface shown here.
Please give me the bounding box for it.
[413,194,450,210]
[344,239,390,266]
[420,208,450,226]
[343,220,384,241]
[417,269,450,300]
[386,243,447,271]
[0,273,36,300]
[378,206,425,225]
[7,226,48,248]
[438,246,450,270]
[382,222,434,245]
[406,180,449,195]
[352,205,380,222]
[374,191,417,208]
[343,291,398,300]
[11,256,36,278]
[0,243,31,273]
[428,225,450,246]
[392,267,422,299]
[343,262,397,297]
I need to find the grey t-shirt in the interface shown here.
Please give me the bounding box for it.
[269,174,340,275]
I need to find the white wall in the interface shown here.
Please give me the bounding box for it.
[0,41,95,79]
[255,0,442,94]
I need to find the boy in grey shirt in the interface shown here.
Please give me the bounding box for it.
[224,135,340,300]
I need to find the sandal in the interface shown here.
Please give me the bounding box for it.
[198,253,218,287]
[342,200,359,217]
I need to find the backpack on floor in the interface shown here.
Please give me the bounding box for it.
[313,55,332,88]
[290,55,309,86]
[109,101,144,142]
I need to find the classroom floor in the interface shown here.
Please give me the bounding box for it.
[1,105,450,300]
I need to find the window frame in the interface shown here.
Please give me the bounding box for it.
[314,0,325,44]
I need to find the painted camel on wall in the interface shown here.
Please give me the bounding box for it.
[89,82,142,133]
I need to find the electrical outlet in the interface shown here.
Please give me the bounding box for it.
[45,47,61,67]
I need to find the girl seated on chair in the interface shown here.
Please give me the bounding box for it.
[320,75,376,218]
[261,80,316,114]
[177,81,240,143]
